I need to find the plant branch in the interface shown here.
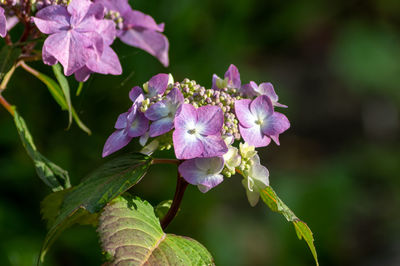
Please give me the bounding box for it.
[0,62,20,92]
[0,94,15,116]
[161,172,189,230]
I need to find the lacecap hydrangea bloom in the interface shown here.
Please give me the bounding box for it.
[103,65,290,206]
[0,0,169,80]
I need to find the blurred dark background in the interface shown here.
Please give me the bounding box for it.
[1,0,400,265]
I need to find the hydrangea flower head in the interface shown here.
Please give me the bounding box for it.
[33,0,121,78]
[242,81,287,108]
[103,65,290,201]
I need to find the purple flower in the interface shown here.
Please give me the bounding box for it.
[173,104,228,159]
[235,95,290,147]
[0,7,6,38]
[212,64,241,90]
[102,87,149,157]
[145,87,184,137]
[95,0,169,67]
[144,73,170,98]
[33,0,120,78]
[242,81,287,108]
[178,156,224,193]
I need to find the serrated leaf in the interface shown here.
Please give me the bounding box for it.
[52,63,72,127]
[260,186,319,266]
[39,153,152,264]
[98,195,214,266]
[14,110,70,191]
[0,45,21,82]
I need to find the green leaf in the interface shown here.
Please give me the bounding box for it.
[14,110,70,191]
[98,195,215,265]
[76,82,84,96]
[0,45,21,82]
[52,64,72,127]
[24,65,91,134]
[39,153,152,264]
[260,186,319,266]
[154,199,173,220]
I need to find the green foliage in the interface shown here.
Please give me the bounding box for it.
[39,153,152,264]
[260,186,318,266]
[98,195,214,265]
[14,110,70,191]
[154,199,173,220]
[26,65,91,134]
[0,45,21,82]
[52,64,72,127]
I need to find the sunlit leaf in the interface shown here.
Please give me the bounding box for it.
[98,195,214,265]
[38,153,152,264]
[14,110,70,191]
[260,186,319,266]
[52,63,72,127]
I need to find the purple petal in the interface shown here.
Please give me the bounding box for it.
[6,16,19,32]
[258,83,277,102]
[33,5,70,34]
[68,0,93,26]
[239,125,271,148]
[127,111,149,138]
[234,99,255,128]
[129,86,144,103]
[241,81,258,98]
[74,66,92,82]
[261,112,290,137]
[149,117,174,137]
[224,64,241,88]
[167,87,184,106]
[102,129,132,157]
[95,0,132,18]
[196,105,224,135]
[211,74,220,90]
[0,8,5,38]
[93,19,116,46]
[173,129,203,159]
[145,101,170,121]
[125,10,164,32]
[270,135,280,145]
[200,134,228,158]
[86,46,122,76]
[250,95,273,121]
[115,112,128,129]
[119,28,169,67]
[147,73,169,97]
[174,104,197,131]
[43,31,97,76]
[178,157,224,193]
[42,45,58,65]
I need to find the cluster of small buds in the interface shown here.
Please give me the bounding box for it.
[34,0,68,10]
[105,10,123,30]
[176,78,242,139]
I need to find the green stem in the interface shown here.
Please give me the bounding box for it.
[0,62,19,92]
[0,94,15,116]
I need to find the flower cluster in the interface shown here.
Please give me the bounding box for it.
[103,65,290,205]
[0,0,169,80]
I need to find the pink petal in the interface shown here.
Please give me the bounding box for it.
[234,99,255,128]
[224,64,241,88]
[197,105,224,135]
[147,73,169,97]
[33,5,70,34]
[261,112,290,137]
[174,104,197,131]
[199,134,228,158]
[250,95,273,121]
[173,129,203,159]
[239,125,271,148]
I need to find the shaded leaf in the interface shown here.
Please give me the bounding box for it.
[39,153,152,263]
[260,186,319,266]
[25,66,91,134]
[52,63,72,126]
[14,110,70,191]
[0,45,21,82]
[98,195,214,265]
[154,199,173,220]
